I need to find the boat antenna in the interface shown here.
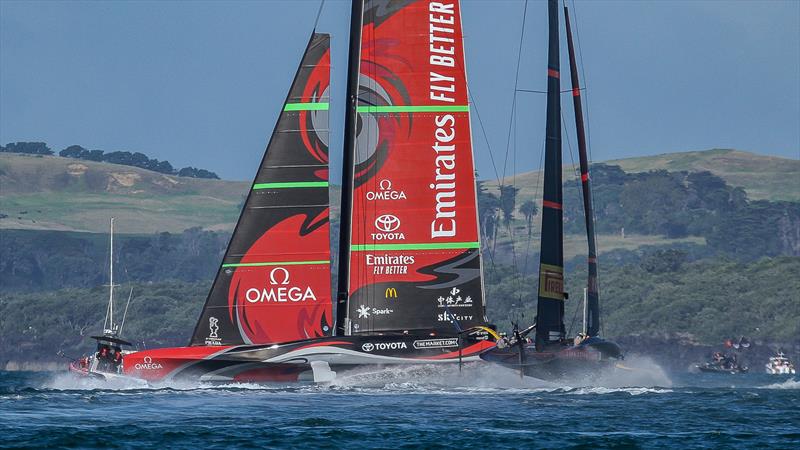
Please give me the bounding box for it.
[103,217,116,334]
[118,286,134,337]
[312,0,325,31]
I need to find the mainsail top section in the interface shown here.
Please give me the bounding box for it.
[342,0,486,335]
[190,33,332,347]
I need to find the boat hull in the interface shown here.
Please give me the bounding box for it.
[696,365,748,374]
[480,337,623,381]
[68,360,149,385]
[120,334,495,383]
[765,366,795,375]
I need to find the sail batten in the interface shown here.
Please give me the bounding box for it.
[189,33,333,347]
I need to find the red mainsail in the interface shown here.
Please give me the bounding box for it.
[343,1,486,334]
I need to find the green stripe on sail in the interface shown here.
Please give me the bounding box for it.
[284,102,329,111]
[356,105,469,113]
[350,242,480,251]
[222,260,329,268]
[253,181,329,190]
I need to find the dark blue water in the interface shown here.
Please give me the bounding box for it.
[1,363,798,449]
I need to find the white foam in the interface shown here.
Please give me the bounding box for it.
[760,378,800,390]
[329,357,673,394]
[44,372,150,391]
[40,355,673,395]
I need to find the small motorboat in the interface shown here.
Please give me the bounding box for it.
[765,350,796,375]
[696,351,748,374]
[67,217,144,385]
[68,335,141,383]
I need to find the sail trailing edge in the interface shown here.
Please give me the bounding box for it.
[189,33,332,347]
[343,0,487,335]
[564,5,600,337]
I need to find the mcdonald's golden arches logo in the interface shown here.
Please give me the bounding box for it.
[384,287,398,299]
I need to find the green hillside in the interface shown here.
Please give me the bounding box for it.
[2,148,796,235]
[607,149,800,202]
[487,148,799,204]
[0,153,248,233]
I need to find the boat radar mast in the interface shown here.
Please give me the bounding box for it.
[102,217,119,337]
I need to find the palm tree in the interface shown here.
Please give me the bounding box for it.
[519,200,538,236]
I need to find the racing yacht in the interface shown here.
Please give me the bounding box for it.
[479,0,623,380]
[72,1,498,384]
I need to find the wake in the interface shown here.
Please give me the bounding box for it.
[760,378,800,390]
[38,355,673,395]
[331,355,673,394]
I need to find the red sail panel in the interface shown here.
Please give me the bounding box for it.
[190,33,332,346]
[346,1,485,334]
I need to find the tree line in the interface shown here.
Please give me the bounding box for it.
[0,165,797,294]
[1,141,219,179]
[2,256,797,366]
[476,164,799,261]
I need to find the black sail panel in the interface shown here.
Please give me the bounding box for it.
[564,5,600,337]
[535,0,566,348]
[189,34,333,347]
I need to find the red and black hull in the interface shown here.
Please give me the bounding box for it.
[121,334,495,383]
[480,338,623,381]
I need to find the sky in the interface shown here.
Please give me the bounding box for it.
[1,0,798,181]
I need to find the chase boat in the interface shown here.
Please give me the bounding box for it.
[765,350,796,375]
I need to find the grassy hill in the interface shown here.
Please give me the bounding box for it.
[487,148,799,204]
[607,149,800,202]
[1,148,796,234]
[0,153,248,233]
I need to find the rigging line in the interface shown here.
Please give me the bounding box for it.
[467,91,502,187]
[451,26,502,189]
[522,138,545,278]
[492,0,528,277]
[566,288,582,338]
[312,0,326,31]
[561,108,585,225]
[456,38,506,270]
[508,99,523,303]
[118,286,134,337]
[500,0,529,184]
[456,32,501,270]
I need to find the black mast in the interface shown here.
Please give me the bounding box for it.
[564,4,600,337]
[535,0,566,349]
[336,0,364,336]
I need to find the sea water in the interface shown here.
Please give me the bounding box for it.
[0,361,798,449]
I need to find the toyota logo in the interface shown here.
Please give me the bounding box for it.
[374,214,400,232]
[361,343,375,352]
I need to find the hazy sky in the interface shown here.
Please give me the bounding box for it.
[1,0,798,181]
